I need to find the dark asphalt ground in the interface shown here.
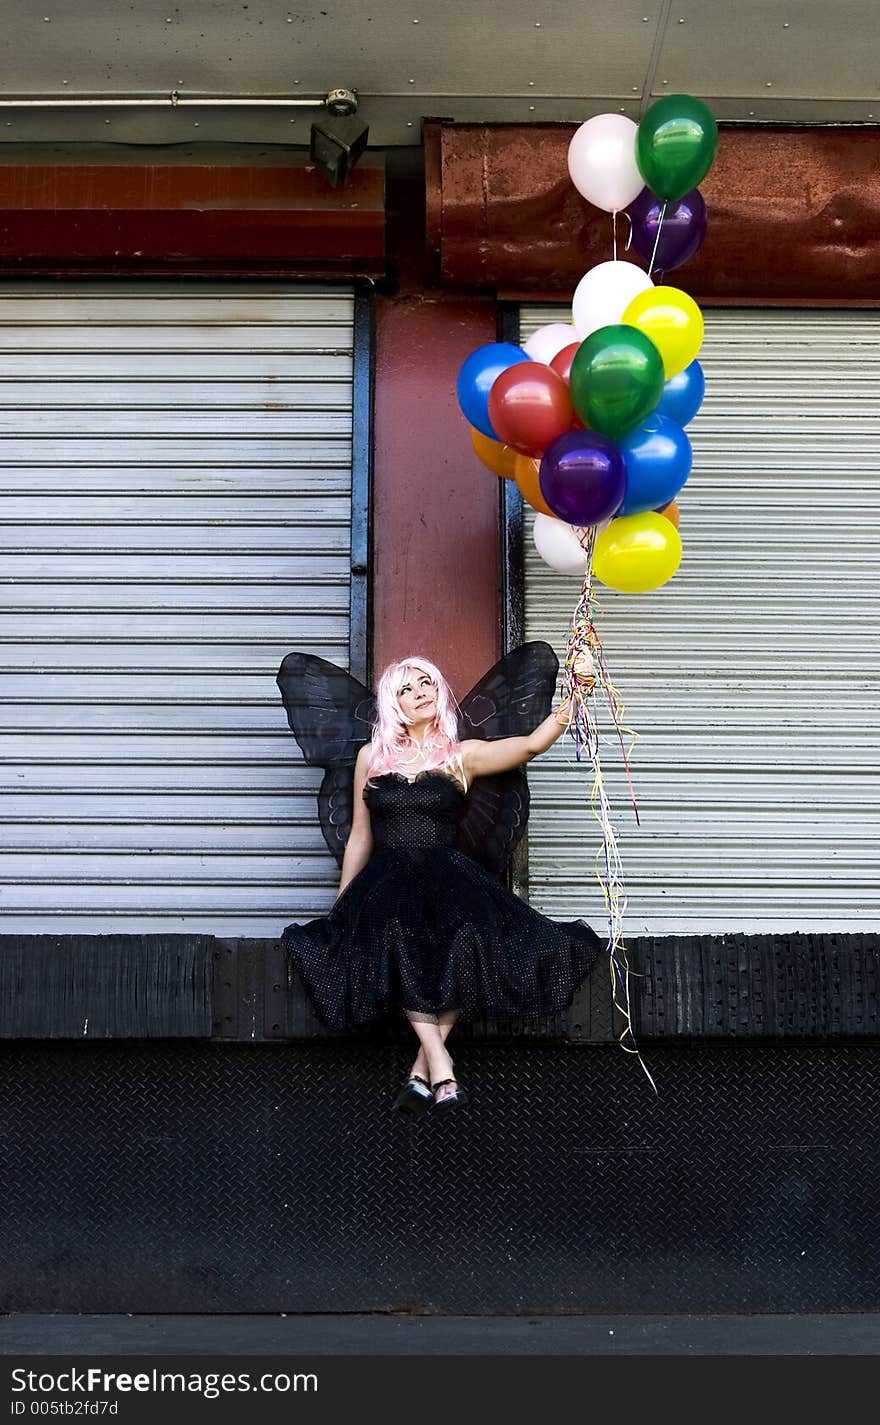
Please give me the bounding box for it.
[1,1313,879,1355]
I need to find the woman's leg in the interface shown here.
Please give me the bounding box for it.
[432,1011,460,1101]
[405,1010,461,1102]
[406,1009,460,1076]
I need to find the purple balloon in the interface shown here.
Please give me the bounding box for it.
[538,430,626,526]
[627,186,707,272]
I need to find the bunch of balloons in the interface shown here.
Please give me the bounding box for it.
[456,94,717,595]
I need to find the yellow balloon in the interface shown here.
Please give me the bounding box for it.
[593,511,682,593]
[621,285,704,379]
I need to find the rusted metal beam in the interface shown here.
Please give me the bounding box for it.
[0,163,385,276]
[425,121,880,303]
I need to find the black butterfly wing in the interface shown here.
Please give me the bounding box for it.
[276,651,376,868]
[316,766,366,869]
[454,641,560,875]
[454,768,532,877]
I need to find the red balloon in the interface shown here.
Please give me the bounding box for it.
[487,361,574,458]
[550,341,582,385]
[549,344,587,429]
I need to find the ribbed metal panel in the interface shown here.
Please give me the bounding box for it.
[0,285,354,934]
[520,307,880,933]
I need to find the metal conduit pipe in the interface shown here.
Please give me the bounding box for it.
[0,87,357,111]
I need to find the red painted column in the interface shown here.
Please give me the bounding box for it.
[372,294,499,700]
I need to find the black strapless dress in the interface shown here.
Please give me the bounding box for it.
[281,770,603,1031]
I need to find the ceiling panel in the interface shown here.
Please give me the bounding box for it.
[0,0,877,145]
[1,0,657,95]
[653,0,880,100]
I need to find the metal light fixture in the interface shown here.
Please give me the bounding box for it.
[310,88,369,188]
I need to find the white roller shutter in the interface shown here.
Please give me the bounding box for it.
[0,285,355,935]
[520,307,880,934]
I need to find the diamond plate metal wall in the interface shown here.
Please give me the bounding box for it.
[1,1038,878,1314]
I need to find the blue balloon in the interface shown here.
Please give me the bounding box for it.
[456,342,531,439]
[618,414,692,516]
[655,359,705,428]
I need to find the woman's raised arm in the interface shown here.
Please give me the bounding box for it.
[459,650,595,781]
[459,700,569,779]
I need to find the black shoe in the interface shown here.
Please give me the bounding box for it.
[431,1077,467,1109]
[392,1073,434,1115]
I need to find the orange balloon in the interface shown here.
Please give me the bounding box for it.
[469,425,519,479]
[657,498,680,530]
[513,452,555,517]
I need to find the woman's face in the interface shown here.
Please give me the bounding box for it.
[396,666,437,728]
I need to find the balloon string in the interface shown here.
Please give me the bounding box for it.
[557,527,656,1095]
[590,630,641,829]
[648,198,668,278]
[612,209,617,262]
[566,528,640,829]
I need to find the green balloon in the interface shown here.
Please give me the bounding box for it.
[636,95,718,202]
[570,325,665,441]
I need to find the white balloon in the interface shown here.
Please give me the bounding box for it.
[567,113,644,213]
[572,260,653,340]
[533,513,590,575]
[522,322,578,365]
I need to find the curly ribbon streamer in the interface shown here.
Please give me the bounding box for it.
[612,209,634,262]
[648,198,669,280]
[559,525,657,1095]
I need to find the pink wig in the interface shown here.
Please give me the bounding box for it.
[366,655,462,784]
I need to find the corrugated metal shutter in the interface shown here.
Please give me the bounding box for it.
[0,285,355,935]
[519,307,880,933]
